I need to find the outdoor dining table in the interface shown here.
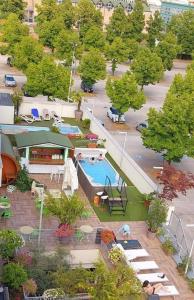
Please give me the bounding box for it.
[19,226,34,240]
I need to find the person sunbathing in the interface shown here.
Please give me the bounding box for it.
[142,280,166,295]
[77,153,84,161]
[98,153,104,161]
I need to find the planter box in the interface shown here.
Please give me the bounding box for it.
[87,143,97,148]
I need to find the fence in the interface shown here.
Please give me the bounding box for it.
[82,107,157,194]
[24,293,91,300]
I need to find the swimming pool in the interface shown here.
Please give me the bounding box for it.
[58,125,82,135]
[0,124,50,134]
[79,158,119,186]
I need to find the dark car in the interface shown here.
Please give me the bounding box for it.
[136,121,148,132]
[81,81,94,93]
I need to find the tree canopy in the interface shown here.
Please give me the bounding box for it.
[83,25,105,50]
[105,37,128,75]
[167,10,194,56]
[106,7,128,42]
[0,0,26,20]
[146,10,164,48]
[12,36,43,71]
[25,56,70,100]
[78,48,106,85]
[127,0,144,41]
[131,47,164,89]
[106,72,145,116]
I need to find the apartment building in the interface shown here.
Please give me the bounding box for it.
[160,0,194,23]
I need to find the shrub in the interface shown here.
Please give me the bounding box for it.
[23,279,37,296]
[188,279,194,292]
[2,262,28,290]
[162,239,176,255]
[101,230,115,244]
[51,126,60,133]
[43,288,65,299]
[55,224,74,238]
[108,247,123,264]
[85,133,98,140]
[177,256,192,275]
[15,116,22,124]
[15,166,33,192]
[147,199,168,233]
[15,249,32,266]
[82,118,91,129]
[0,229,23,260]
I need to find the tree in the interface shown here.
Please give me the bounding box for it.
[12,36,43,71]
[15,166,33,192]
[147,199,167,233]
[157,165,194,201]
[131,47,164,89]
[0,229,23,260]
[25,56,70,100]
[83,25,105,50]
[106,72,145,120]
[105,37,128,75]
[36,17,64,51]
[1,13,29,52]
[167,10,194,56]
[124,38,139,61]
[54,29,81,65]
[78,48,106,86]
[106,7,128,42]
[45,193,85,225]
[3,263,28,290]
[126,0,144,41]
[58,0,75,29]
[12,89,22,116]
[155,32,179,71]
[76,0,103,39]
[36,0,59,25]
[0,0,26,20]
[146,10,164,48]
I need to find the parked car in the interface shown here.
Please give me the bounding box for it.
[107,107,126,123]
[4,74,17,87]
[81,80,94,93]
[136,120,148,132]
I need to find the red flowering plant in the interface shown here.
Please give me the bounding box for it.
[101,229,116,244]
[85,133,98,140]
[54,224,75,238]
[15,249,32,266]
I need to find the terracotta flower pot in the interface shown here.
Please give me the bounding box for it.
[75,110,83,120]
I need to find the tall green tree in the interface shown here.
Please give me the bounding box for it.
[106,72,145,120]
[105,37,128,75]
[131,47,164,89]
[76,0,103,39]
[12,36,43,71]
[155,32,179,71]
[146,10,164,48]
[83,25,105,50]
[106,7,128,42]
[125,38,139,61]
[36,0,59,25]
[25,56,70,100]
[58,0,75,29]
[0,0,26,20]
[78,48,106,86]
[36,17,64,51]
[167,10,194,56]
[126,0,144,41]
[54,29,81,65]
[1,13,29,52]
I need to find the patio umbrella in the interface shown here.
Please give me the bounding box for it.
[62,158,78,195]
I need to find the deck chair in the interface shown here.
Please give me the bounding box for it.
[148,295,160,300]
[51,111,63,123]
[20,114,34,124]
[31,108,41,121]
[42,109,51,121]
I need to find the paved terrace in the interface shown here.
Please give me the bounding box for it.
[0,174,193,300]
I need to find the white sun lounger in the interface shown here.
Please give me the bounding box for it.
[116,244,149,261]
[20,114,34,124]
[157,285,179,297]
[137,273,168,283]
[128,261,159,272]
[42,109,51,121]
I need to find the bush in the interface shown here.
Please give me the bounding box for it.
[188,279,194,292]
[23,279,37,296]
[14,116,22,124]
[51,126,60,133]
[3,262,28,290]
[0,229,23,260]
[162,239,176,255]
[108,247,123,264]
[147,199,168,233]
[82,118,91,129]
[15,166,33,192]
[177,256,192,275]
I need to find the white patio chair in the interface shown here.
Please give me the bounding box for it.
[20,114,34,124]
[137,273,168,283]
[128,261,159,272]
[42,109,51,121]
[157,285,179,297]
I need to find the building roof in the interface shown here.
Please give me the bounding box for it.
[0,93,13,106]
[0,133,16,158]
[15,131,74,149]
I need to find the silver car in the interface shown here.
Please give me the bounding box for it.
[4,74,17,87]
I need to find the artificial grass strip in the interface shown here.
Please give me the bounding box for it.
[91,186,148,222]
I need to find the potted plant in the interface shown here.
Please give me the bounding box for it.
[45,193,85,241]
[147,199,168,239]
[162,239,176,256]
[0,229,24,260]
[71,90,84,120]
[177,256,191,276]
[101,229,116,244]
[23,279,37,296]
[108,247,123,265]
[43,288,65,299]
[2,262,28,290]
[142,192,156,208]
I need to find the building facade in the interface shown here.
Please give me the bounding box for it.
[160,0,194,23]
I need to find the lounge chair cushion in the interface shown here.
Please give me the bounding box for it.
[148,295,160,300]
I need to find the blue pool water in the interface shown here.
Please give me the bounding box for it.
[79,159,119,186]
[0,124,50,134]
[59,125,82,135]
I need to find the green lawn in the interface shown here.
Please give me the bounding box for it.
[91,186,148,222]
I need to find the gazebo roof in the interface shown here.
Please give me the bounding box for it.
[15,131,74,149]
[0,133,16,158]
